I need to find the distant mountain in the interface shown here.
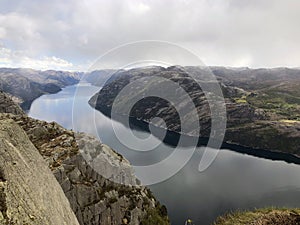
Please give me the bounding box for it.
[89,66,300,156]
[0,68,82,110]
[84,69,117,87]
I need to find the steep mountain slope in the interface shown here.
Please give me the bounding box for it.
[0,68,169,224]
[0,118,80,225]
[0,110,169,225]
[0,68,81,110]
[89,66,300,155]
[0,91,24,115]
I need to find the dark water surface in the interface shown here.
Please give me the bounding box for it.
[29,83,300,225]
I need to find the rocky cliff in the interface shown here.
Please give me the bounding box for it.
[0,118,80,225]
[0,109,169,224]
[0,91,24,115]
[0,78,169,224]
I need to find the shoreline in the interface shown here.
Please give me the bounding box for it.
[93,104,300,165]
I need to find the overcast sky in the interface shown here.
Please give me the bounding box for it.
[0,0,300,71]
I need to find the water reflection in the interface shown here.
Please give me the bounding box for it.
[29,83,300,225]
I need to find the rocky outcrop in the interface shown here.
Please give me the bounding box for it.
[0,118,79,225]
[0,91,24,115]
[0,68,81,110]
[0,113,169,225]
[215,208,300,225]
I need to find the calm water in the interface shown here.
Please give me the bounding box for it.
[29,83,300,225]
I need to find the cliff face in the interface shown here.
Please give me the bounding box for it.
[0,118,80,225]
[0,91,24,115]
[0,81,169,225]
[0,113,169,225]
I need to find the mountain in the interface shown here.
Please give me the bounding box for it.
[89,66,300,156]
[0,118,80,225]
[0,94,169,224]
[84,69,117,87]
[0,68,81,110]
[0,91,24,115]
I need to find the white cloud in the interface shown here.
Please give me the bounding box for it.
[0,12,45,55]
[128,2,150,14]
[0,27,6,39]
[20,56,73,70]
[0,46,86,71]
[0,0,300,69]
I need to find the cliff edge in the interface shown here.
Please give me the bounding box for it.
[0,111,169,225]
[214,208,300,225]
[0,118,79,225]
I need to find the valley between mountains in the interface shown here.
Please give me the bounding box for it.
[1,66,300,224]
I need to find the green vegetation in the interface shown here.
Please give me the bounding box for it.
[246,85,300,120]
[234,95,248,104]
[232,92,249,104]
[141,207,169,225]
[214,207,300,225]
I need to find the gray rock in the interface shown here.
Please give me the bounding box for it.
[0,91,24,115]
[0,113,170,225]
[0,118,79,225]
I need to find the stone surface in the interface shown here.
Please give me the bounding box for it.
[0,91,24,115]
[0,113,169,225]
[0,118,79,225]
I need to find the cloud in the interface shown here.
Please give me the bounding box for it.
[0,46,84,71]
[0,0,300,69]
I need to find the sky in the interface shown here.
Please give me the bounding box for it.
[0,0,300,71]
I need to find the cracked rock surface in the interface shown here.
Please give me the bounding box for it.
[0,113,169,225]
[0,118,80,225]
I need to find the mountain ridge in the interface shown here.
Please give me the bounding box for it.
[89,65,300,156]
[0,68,82,110]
